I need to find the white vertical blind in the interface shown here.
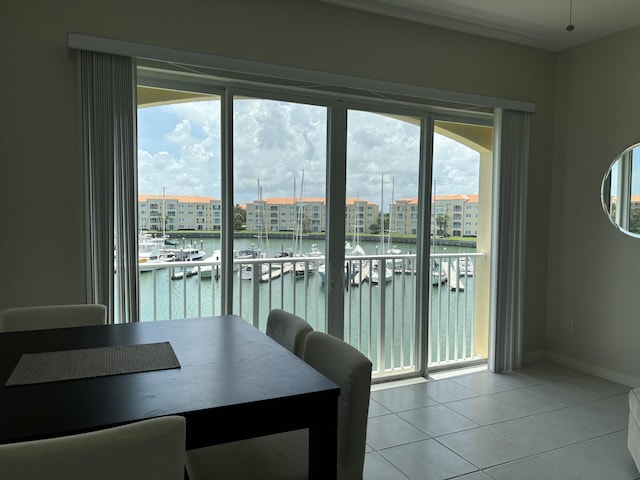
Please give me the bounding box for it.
[490,108,530,372]
[80,51,139,323]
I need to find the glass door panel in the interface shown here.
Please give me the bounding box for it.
[232,96,328,330]
[135,86,222,321]
[345,109,421,376]
[430,119,492,366]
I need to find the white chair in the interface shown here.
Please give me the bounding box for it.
[186,331,373,480]
[0,415,186,480]
[0,304,107,332]
[265,308,313,358]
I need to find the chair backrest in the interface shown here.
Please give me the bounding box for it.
[0,415,186,480]
[0,304,108,332]
[266,308,313,357]
[303,331,372,480]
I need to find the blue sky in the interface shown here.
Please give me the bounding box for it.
[138,99,480,206]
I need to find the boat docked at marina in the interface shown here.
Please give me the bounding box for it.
[318,241,366,286]
[238,246,268,280]
[192,250,240,279]
[456,256,475,277]
[138,250,165,273]
[138,233,175,272]
[371,260,393,284]
[160,241,206,262]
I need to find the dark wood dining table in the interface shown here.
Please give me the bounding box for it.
[0,315,339,479]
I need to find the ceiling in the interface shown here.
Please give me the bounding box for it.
[318,0,640,51]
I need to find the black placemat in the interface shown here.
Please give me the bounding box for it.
[5,342,180,386]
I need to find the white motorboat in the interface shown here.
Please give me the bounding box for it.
[138,250,164,273]
[163,245,206,262]
[386,247,407,273]
[371,260,393,284]
[319,242,365,286]
[194,254,220,279]
[456,257,475,276]
[238,247,266,280]
[138,233,173,272]
[193,250,240,279]
[241,262,272,281]
[292,243,323,278]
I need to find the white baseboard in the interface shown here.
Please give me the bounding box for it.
[542,351,640,387]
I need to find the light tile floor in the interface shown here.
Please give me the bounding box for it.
[364,362,639,480]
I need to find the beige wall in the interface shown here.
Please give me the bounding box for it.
[548,26,640,384]
[0,1,555,361]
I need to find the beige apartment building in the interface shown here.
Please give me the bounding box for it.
[432,194,479,237]
[391,194,479,237]
[138,195,222,231]
[246,197,379,234]
[245,197,327,233]
[245,195,478,237]
[139,194,477,235]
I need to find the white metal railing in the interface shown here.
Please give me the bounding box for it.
[135,251,486,379]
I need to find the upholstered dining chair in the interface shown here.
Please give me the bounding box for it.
[0,304,107,332]
[0,415,186,480]
[265,308,313,358]
[185,331,373,480]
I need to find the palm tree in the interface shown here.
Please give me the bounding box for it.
[435,214,448,236]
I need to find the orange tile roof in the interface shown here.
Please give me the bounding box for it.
[435,194,476,202]
[140,194,477,205]
[139,194,220,203]
[346,198,377,206]
[397,194,478,204]
[261,197,327,205]
[248,197,375,206]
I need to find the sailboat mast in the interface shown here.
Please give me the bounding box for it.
[161,186,166,239]
[354,191,360,245]
[388,176,394,250]
[257,179,263,253]
[299,169,304,254]
[293,175,297,254]
[380,174,385,253]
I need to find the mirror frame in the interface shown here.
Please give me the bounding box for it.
[601,143,640,238]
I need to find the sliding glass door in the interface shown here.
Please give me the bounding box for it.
[345,108,422,376]
[134,71,496,378]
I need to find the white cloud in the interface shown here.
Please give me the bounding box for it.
[432,135,480,195]
[137,99,480,205]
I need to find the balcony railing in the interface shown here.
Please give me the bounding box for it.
[135,251,486,380]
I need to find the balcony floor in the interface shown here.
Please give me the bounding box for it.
[364,362,638,479]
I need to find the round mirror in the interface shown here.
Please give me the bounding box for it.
[602,143,640,237]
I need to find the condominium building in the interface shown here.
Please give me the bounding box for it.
[391,194,479,237]
[345,198,379,236]
[432,194,479,237]
[140,193,478,235]
[245,197,379,234]
[245,197,327,233]
[389,198,419,236]
[138,195,221,231]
